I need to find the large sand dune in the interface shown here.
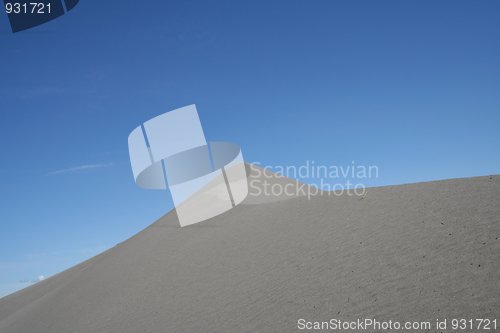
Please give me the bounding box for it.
[0,166,499,332]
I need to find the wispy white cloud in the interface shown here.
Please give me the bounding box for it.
[23,252,47,259]
[47,162,113,176]
[19,275,47,284]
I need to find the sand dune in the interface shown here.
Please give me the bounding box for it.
[0,166,499,332]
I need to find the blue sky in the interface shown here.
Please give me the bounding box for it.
[0,0,499,297]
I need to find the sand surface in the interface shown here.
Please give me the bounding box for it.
[0,167,499,332]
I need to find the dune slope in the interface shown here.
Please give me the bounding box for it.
[0,168,499,333]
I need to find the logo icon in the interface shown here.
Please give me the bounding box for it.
[128,105,248,227]
[4,0,80,33]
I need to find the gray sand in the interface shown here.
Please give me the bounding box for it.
[0,167,499,332]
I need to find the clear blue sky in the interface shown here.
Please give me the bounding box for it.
[1,0,499,297]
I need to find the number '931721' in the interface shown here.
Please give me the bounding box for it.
[5,2,52,14]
